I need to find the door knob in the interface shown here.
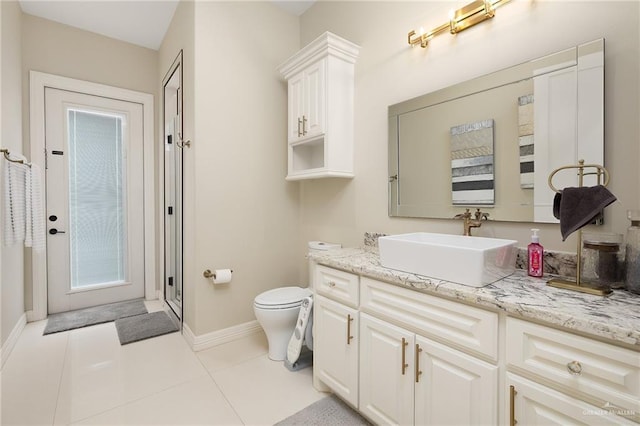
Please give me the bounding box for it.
[49,228,66,235]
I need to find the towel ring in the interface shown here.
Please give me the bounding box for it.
[547,159,609,194]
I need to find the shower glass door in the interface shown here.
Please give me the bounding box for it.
[163,52,184,321]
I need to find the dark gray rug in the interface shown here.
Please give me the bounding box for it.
[115,311,179,345]
[43,299,148,335]
[275,395,372,425]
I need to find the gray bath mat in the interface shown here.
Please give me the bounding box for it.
[275,394,371,425]
[44,299,148,335]
[115,311,179,345]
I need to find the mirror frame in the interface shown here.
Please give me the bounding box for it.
[388,39,604,223]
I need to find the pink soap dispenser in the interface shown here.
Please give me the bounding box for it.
[528,228,544,277]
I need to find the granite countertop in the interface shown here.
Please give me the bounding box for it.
[309,247,640,349]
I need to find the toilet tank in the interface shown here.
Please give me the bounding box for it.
[308,241,342,254]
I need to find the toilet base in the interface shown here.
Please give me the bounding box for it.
[284,347,313,371]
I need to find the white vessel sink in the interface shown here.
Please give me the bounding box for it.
[378,232,518,287]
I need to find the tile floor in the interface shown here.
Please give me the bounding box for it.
[1,301,326,425]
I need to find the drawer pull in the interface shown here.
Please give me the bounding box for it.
[328,281,336,288]
[509,385,517,426]
[567,360,582,375]
[297,118,302,137]
[401,338,409,375]
[346,314,354,345]
[415,344,423,383]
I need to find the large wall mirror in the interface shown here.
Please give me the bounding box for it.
[389,39,604,223]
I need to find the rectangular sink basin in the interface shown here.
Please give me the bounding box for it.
[378,232,518,287]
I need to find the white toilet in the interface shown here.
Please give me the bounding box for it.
[254,241,341,361]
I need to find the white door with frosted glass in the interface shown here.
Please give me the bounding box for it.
[45,88,145,314]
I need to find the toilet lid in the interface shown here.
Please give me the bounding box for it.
[254,286,312,308]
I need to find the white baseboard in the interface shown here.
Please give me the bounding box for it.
[183,320,263,352]
[1,313,27,369]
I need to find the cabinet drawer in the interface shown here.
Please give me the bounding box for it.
[507,373,637,425]
[360,277,498,361]
[315,265,359,308]
[507,317,640,421]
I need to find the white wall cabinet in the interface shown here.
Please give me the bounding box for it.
[287,59,325,143]
[278,32,359,180]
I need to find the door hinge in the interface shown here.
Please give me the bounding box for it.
[168,277,174,287]
[168,206,173,215]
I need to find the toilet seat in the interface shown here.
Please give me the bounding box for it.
[254,286,312,310]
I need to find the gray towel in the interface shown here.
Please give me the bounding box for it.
[556,185,616,241]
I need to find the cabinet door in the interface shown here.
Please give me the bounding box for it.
[314,295,359,407]
[302,59,325,139]
[507,374,637,425]
[414,335,498,425]
[360,313,414,425]
[288,72,305,142]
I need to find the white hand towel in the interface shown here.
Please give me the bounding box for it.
[25,163,45,251]
[3,157,28,247]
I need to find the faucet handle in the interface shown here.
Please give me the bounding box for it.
[454,208,472,220]
[474,208,489,221]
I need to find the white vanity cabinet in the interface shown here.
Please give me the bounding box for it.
[312,263,640,425]
[506,317,640,425]
[278,32,359,181]
[507,374,636,425]
[313,265,360,408]
[359,277,498,425]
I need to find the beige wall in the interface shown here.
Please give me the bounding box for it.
[20,13,160,311]
[185,1,300,335]
[299,1,640,253]
[1,1,25,347]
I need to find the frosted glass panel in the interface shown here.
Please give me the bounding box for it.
[68,110,128,288]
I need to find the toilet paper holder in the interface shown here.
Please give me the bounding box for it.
[203,269,233,279]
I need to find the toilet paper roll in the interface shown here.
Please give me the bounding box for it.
[213,269,232,284]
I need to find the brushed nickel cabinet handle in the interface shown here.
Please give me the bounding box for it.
[567,360,583,375]
[509,385,518,426]
[302,115,308,135]
[297,118,302,137]
[415,344,423,383]
[401,337,409,375]
[346,314,354,345]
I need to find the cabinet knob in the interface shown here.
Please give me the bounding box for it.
[567,360,582,375]
[328,281,336,288]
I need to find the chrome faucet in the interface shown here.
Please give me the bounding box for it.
[454,208,489,236]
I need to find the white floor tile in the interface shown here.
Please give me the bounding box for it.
[2,308,325,426]
[197,331,268,374]
[143,300,166,313]
[1,320,68,426]
[213,355,324,426]
[74,376,243,426]
[54,323,207,424]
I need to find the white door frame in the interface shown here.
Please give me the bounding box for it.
[28,71,155,321]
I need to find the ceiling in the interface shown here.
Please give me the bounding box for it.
[18,0,316,51]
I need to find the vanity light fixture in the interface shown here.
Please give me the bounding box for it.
[408,0,512,48]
